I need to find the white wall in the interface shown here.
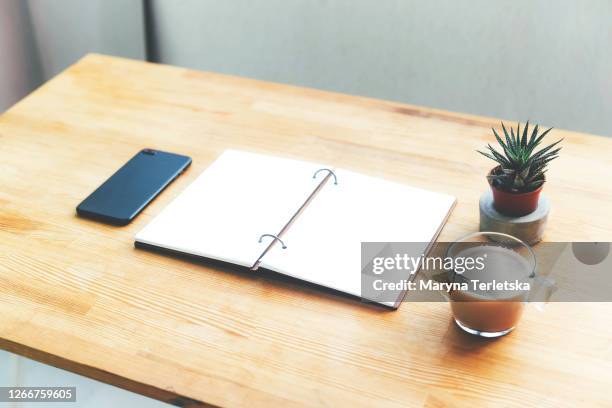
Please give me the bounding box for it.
[0,0,145,111]
[26,0,146,79]
[2,1,611,136]
[0,0,43,110]
[147,0,612,137]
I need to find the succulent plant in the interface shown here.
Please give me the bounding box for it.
[478,122,562,193]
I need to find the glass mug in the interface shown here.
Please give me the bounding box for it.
[444,232,552,338]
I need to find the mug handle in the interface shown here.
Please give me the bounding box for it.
[529,276,556,311]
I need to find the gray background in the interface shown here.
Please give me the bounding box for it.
[1,0,612,136]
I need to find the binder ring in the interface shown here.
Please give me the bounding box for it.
[313,168,338,185]
[258,234,287,249]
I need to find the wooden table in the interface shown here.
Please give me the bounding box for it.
[1,54,611,407]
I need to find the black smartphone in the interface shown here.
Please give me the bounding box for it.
[76,149,192,225]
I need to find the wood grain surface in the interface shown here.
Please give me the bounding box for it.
[1,54,611,407]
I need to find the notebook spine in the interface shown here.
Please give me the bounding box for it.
[251,168,338,271]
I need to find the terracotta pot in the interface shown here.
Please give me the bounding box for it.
[488,167,543,216]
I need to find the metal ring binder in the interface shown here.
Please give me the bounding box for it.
[258,234,287,249]
[313,168,338,185]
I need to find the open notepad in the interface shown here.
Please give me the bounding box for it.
[135,150,456,308]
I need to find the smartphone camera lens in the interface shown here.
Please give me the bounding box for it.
[143,149,156,155]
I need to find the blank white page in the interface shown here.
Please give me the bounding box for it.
[260,168,456,306]
[135,150,325,267]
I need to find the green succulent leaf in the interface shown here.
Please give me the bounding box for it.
[530,140,563,162]
[521,121,529,147]
[477,121,562,193]
[527,124,540,150]
[501,122,515,150]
